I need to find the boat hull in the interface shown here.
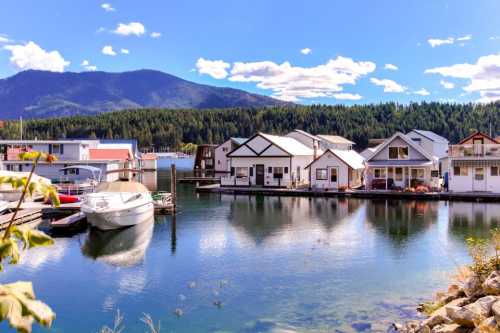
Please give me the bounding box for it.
[84,202,154,231]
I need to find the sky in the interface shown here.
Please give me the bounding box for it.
[1,0,500,105]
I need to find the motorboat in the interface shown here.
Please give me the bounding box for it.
[81,181,154,230]
[0,200,8,214]
[55,165,102,195]
[81,216,154,267]
[0,170,52,202]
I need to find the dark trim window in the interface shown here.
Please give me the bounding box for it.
[389,146,409,159]
[374,168,386,179]
[492,166,499,176]
[230,167,235,176]
[249,167,253,177]
[268,166,272,174]
[316,168,327,180]
[330,168,337,182]
[273,167,284,179]
[284,167,288,174]
[454,166,468,176]
[236,167,248,178]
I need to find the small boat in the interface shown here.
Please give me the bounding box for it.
[81,181,154,230]
[55,165,102,195]
[0,200,8,214]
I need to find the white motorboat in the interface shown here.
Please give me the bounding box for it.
[0,200,8,214]
[0,170,52,202]
[81,181,154,230]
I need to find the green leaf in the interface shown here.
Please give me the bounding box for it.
[0,295,33,333]
[0,239,20,264]
[27,230,54,249]
[12,227,29,250]
[19,298,55,327]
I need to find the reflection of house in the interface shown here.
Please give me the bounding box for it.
[214,138,247,172]
[222,132,314,188]
[448,201,500,239]
[364,132,439,190]
[0,139,135,182]
[306,149,364,190]
[448,132,500,193]
[194,144,217,171]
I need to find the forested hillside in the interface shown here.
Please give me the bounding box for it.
[1,102,499,150]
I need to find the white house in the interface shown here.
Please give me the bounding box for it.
[448,132,500,192]
[221,132,314,188]
[406,130,449,159]
[306,149,365,190]
[364,132,440,190]
[214,137,247,172]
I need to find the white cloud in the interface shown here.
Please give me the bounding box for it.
[413,88,430,96]
[0,35,11,43]
[150,32,162,38]
[490,36,500,41]
[425,53,500,102]
[80,60,97,71]
[120,48,129,54]
[102,45,117,56]
[427,35,472,48]
[4,41,69,72]
[370,78,407,93]
[300,48,311,55]
[113,22,145,36]
[196,58,230,79]
[101,3,115,12]
[384,63,398,71]
[227,56,376,101]
[440,80,455,89]
[332,93,362,100]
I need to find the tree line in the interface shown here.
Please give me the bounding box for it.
[0,102,499,150]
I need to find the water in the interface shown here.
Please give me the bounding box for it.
[1,166,498,332]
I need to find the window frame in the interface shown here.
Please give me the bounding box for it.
[388,146,409,160]
[273,167,284,179]
[235,167,248,178]
[316,168,328,180]
[492,166,499,177]
[373,168,386,179]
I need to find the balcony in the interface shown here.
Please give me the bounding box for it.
[449,144,500,158]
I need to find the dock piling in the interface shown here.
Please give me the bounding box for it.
[171,164,177,214]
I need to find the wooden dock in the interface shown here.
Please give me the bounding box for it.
[0,209,43,230]
[196,185,500,203]
[179,176,220,184]
[49,212,86,230]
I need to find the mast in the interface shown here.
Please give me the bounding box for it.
[20,116,23,140]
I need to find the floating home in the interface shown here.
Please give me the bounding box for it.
[448,132,500,193]
[214,138,247,173]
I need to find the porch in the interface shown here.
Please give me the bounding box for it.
[365,160,437,190]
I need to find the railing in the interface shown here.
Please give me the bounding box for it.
[449,144,500,158]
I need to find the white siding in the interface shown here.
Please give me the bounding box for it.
[214,140,233,172]
[370,137,427,161]
[449,166,500,193]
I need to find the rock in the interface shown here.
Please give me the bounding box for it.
[463,276,483,298]
[446,306,477,328]
[433,298,470,317]
[431,324,472,333]
[422,314,453,328]
[463,295,499,319]
[492,301,500,323]
[436,285,466,304]
[472,316,498,332]
[483,271,500,295]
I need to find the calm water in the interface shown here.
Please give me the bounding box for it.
[1,164,499,332]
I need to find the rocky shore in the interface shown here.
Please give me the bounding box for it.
[391,270,500,332]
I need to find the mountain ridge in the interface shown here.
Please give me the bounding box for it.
[0,69,290,119]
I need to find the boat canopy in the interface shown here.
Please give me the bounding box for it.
[96,181,149,193]
[59,165,102,181]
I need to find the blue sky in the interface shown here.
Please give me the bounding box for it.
[1,0,500,104]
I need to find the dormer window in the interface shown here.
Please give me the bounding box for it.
[388,146,408,159]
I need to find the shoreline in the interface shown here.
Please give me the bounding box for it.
[196,185,500,203]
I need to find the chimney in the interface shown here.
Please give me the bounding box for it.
[313,141,318,159]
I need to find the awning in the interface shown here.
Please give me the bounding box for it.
[452,160,500,167]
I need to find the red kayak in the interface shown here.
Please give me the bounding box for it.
[58,194,80,204]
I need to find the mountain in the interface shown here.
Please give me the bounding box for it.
[0,69,290,119]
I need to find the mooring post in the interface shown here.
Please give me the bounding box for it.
[171,163,177,213]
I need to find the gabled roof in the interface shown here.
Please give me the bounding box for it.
[228,132,314,157]
[458,131,500,145]
[365,132,435,163]
[230,137,248,145]
[291,129,322,141]
[409,130,448,143]
[305,149,364,170]
[317,135,355,145]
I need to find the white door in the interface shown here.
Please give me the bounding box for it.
[329,167,339,189]
[473,167,487,191]
[393,167,404,188]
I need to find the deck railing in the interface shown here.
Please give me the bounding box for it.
[449,144,500,158]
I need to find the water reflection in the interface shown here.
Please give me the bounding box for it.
[81,218,154,267]
[366,200,439,247]
[448,201,500,239]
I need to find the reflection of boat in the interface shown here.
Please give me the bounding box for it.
[0,170,52,202]
[81,218,154,267]
[81,181,154,230]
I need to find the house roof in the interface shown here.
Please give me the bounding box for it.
[365,132,435,163]
[317,135,355,145]
[360,146,379,159]
[291,129,322,141]
[409,130,448,143]
[231,137,248,145]
[260,133,314,156]
[306,149,364,170]
[458,131,500,145]
[89,148,131,161]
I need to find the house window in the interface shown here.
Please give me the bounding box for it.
[268,166,272,174]
[236,167,248,178]
[411,168,425,179]
[389,146,409,159]
[492,166,499,176]
[284,167,288,174]
[316,169,327,180]
[454,166,468,176]
[230,167,235,176]
[222,147,228,152]
[475,168,484,181]
[249,167,253,177]
[395,167,403,181]
[296,166,301,181]
[374,168,386,179]
[330,168,337,182]
[50,143,64,154]
[273,167,284,179]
